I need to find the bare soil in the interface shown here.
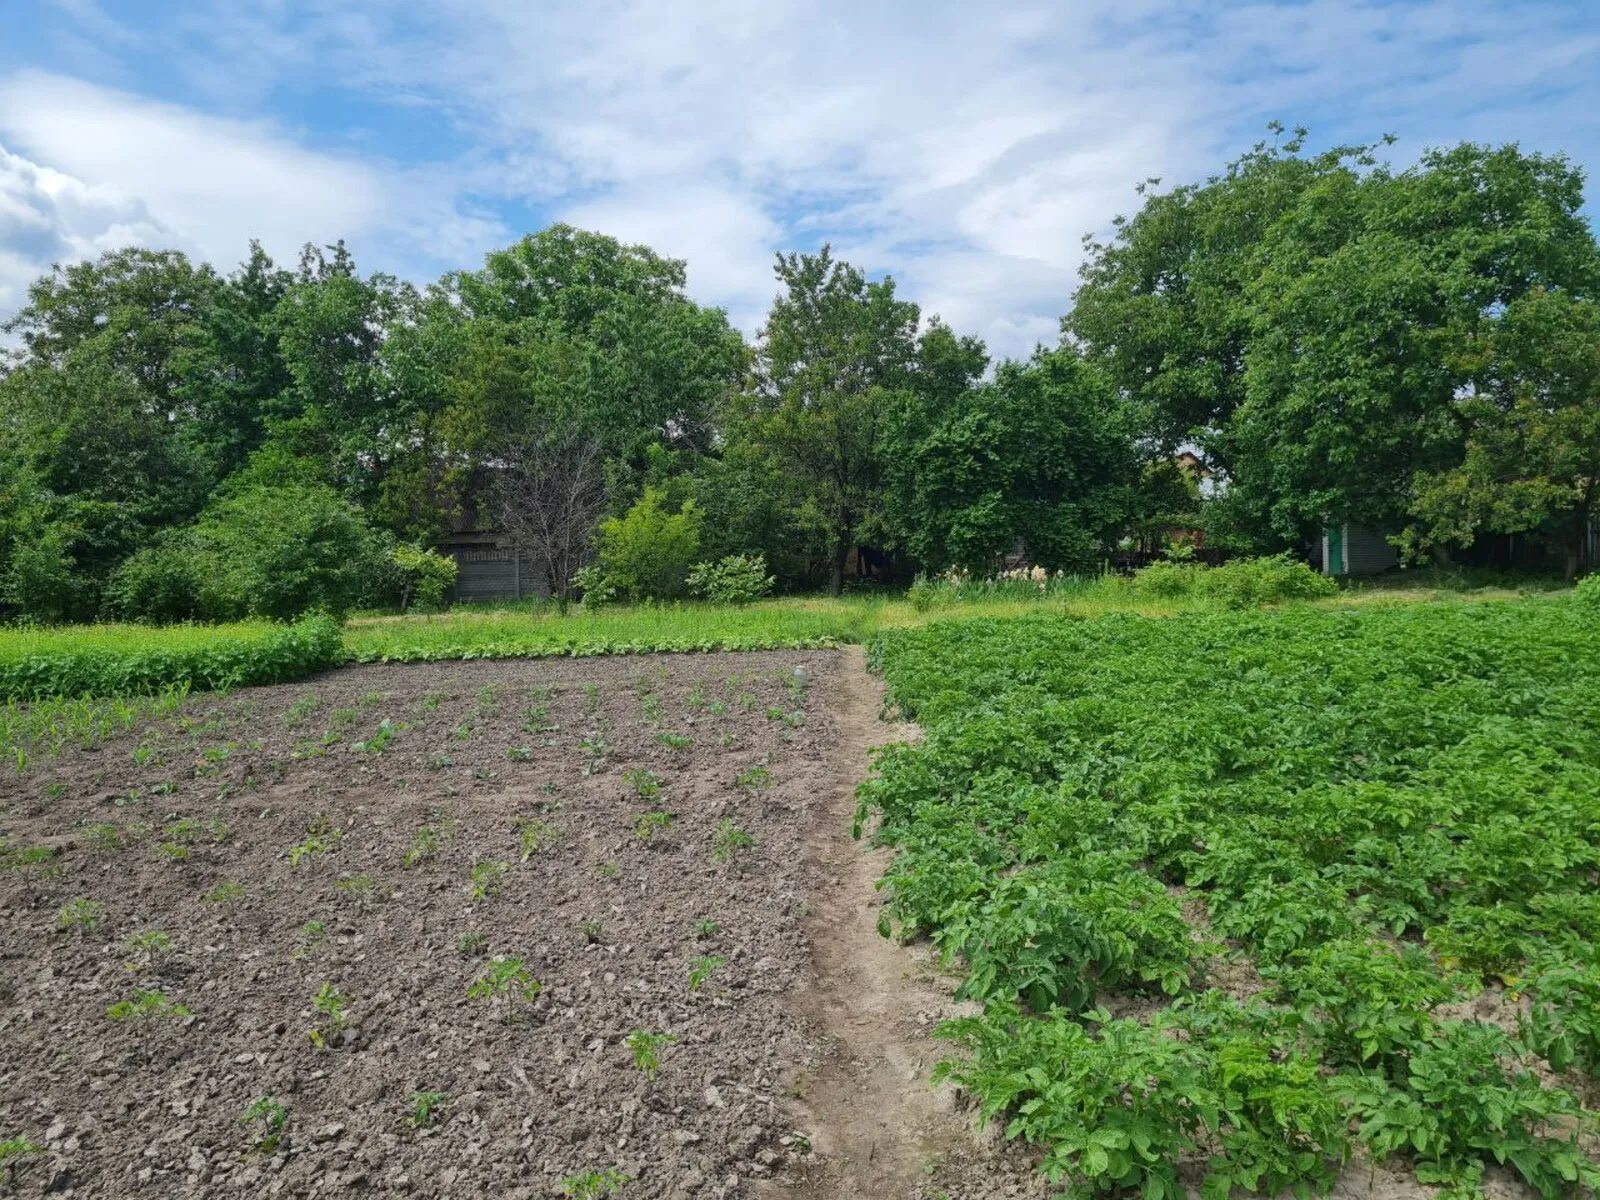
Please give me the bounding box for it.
[0,652,843,1198]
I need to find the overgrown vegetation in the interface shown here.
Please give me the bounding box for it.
[863,595,1600,1199]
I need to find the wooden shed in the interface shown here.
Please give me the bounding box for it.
[1321,523,1398,577]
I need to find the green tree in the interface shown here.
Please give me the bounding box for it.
[594,488,703,601]
[885,349,1136,573]
[733,246,922,593]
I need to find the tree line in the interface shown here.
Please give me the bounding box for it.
[2,128,1597,622]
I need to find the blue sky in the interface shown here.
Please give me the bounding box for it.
[3,0,1599,359]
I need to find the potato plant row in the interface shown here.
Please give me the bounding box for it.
[862,596,1600,1200]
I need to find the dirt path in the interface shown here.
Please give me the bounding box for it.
[770,647,1043,1200]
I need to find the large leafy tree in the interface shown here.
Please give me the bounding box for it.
[884,348,1137,573]
[732,246,923,593]
[1233,142,1600,542]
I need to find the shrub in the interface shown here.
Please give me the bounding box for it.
[595,488,702,601]
[391,544,457,612]
[108,540,210,623]
[1200,554,1336,607]
[572,564,617,607]
[199,484,389,619]
[687,554,774,605]
[1576,573,1600,610]
[2,527,79,623]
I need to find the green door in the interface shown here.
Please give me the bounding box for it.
[1327,525,1344,576]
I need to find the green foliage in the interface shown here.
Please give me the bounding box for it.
[106,988,190,1022]
[688,955,725,992]
[560,1167,630,1198]
[867,597,1600,1196]
[307,982,349,1050]
[594,488,703,601]
[0,615,340,701]
[1576,573,1600,609]
[56,896,106,932]
[687,554,775,604]
[625,1028,677,1079]
[390,543,457,612]
[1129,555,1337,607]
[711,818,755,863]
[408,1090,448,1129]
[468,859,509,901]
[241,1096,289,1152]
[467,955,541,1013]
[0,1135,45,1186]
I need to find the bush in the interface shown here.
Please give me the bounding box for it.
[595,489,703,602]
[0,614,342,700]
[687,554,774,605]
[2,528,79,623]
[1576,573,1600,610]
[391,544,457,612]
[1129,555,1335,607]
[199,484,389,619]
[108,541,210,623]
[572,564,618,607]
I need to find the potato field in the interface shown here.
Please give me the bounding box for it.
[864,597,1600,1199]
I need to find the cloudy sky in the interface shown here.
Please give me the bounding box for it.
[2,0,1599,359]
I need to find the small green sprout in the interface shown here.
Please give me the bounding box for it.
[125,928,174,970]
[711,819,756,863]
[580,919,605,944]
[402,824,441,869]
[457,930,489,957]
[204,879,246,904]
[241,1096,289,1152]
[596,861,620,880]
[634,810,673,840]
[656,731,693,750]
[335,874,381,909]
[307,982,349,1050]
[514,816,558,860]
[688,955,726,993]
[561,1168,630,1198]
[467,956,541,1018]
[408,1090,448,1129]
[626,1029,677,1079]
[468,860,509,901]
[735,765,771,791]
[56,896,105,933]
[293,919,328,959]
[506,746,535,762]
[352,719,399,754]
[693,918,720,939]
[106,988,190,1022]
[623,767,662,799]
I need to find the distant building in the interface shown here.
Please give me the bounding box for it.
[1319,523,1399,577]
[434,500,547,603]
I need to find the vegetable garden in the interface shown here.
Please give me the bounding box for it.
[863,596,1600,1199]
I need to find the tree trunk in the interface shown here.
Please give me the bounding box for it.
[830,537,849,597]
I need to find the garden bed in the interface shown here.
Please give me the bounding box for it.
[0,651,847,1198]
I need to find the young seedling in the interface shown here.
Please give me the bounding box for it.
[687,683,708,710]
[735,765,771,791]
[582,683,602,714]
[288,815,341,867]
[639,691,664,723]
[505,746,535,762]
[457,930,489,957]
[335,874,381,910]
[475,684,499,713]
[596,861,620,880]
[634,810,673,840]
[521,696,557,734]
[125,929,174,971]
[420,692,443,713]
[427,753,455,771]
[84,822,130,855]
[580,919,605,944]
[656,731,693,750]
[711,819,756,864]
[352,719,399,754]
[292,920,328,960]
[307,982,350,1050]
[688,955,726,993]
[282,695,321,728]
[561,1168,630,1199]
[204,880,245,904]
[106,988,191,1022]
[408,1090,448,1129]
[514,817,558,860]
[579,734,609,776]
[56,896,105,933]
[241,1096,289,1153]
[693,918,720,940]
[623,768,662,799]
[626,1029,677,1079]
[402,825,441,869]
[468,860,509,901]
[0,1136,45,1191]
[467,956,541,1021]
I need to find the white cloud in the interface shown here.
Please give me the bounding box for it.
[8,0,1600,359]
[0,70,385,271]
